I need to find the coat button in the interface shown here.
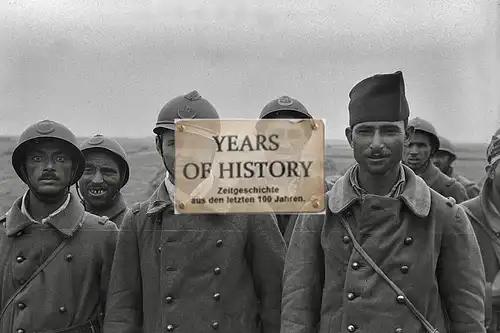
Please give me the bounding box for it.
[351,262,360,270]
[17,302,26,309]
[59,306,67,313]
[211,321,219,329]
[16,256,25,263]
[166,296,173,304]
[65,254,73,262]
[19,279,26,285]
[403,237,413,245]
[216,240,223,247]
[16,329,25,333]
[213,293,221,301]
[400,265,409,274]
[395,328,403,333]
[347,292,356,300]
[345,211,352,218]
[347,324,356,332]
[342,235,351,244]
[396,295,405,304]
[213,267,221,275]
[166,324,175,332]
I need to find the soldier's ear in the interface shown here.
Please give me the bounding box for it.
[155,135,162,155]
[345,127,353,148]
[404,125,415,147]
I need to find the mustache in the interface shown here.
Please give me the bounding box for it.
[39,173,59,180]
[364,147,391,158]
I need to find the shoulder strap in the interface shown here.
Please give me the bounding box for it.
[461,205,500,248]
[338,214,440,333]
[0,212,86,320]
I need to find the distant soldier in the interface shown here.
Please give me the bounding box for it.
[461,131,500,333]
[0,120,117,333]
[433,135,481,198]
[104,91,285,333]
[403,117,469,203]
[77,134,130,227]
[281,71,486,333]
[257,95,331,245]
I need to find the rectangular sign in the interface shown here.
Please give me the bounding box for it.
[173,119,325,214]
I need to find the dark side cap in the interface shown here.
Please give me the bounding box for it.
[348,71,409,127]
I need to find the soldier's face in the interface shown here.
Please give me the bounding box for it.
[261,121,309,160]
[156,130,216,180]
[404,132,433,170]
[79,151,122,209]
[432,151,454,173]
[24,140,74,196]
[346,120,411,176]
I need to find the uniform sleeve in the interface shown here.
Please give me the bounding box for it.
[437,205,486,333]
[100,221,118,323]
[103,209,143,333]
[281,213,324,333]
[452,182,469,203]
[246,214,286,333]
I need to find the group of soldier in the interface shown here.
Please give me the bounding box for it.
[0,69,498,333]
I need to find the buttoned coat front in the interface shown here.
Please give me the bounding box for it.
[281,165,486,333]
[0,193,118,333]
[103,180,286,333]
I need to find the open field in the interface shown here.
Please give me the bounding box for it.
[0,136,489,215]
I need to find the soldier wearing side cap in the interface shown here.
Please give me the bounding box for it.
[0,120,117,333]
[103,91,285,333]
[281,71,486,333]
[433,135,481,199]
[256,95,331,246]
[461,132,500,333]
[403,117,469,203]
[77,134,130,228]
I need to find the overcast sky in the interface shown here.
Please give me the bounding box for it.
[1,0,498,143]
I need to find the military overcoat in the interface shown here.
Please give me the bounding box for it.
[462,182,500,333]
[281,164,486,333]
[0,193,118,333]
[419,162,469,203]
[450,168,481,199]
[103,180,286,333]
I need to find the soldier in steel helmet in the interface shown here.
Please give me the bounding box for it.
[433,135,481,199]
[461,130,500,333]
[256,95,331,246]
[104,91,285,333]
[77,134,130,227]
[403,117,469,203]
[281,71,485,333]
[0,120,117,333]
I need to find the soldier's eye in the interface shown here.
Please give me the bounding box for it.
[32,156,43,162]
[55,156,66,162]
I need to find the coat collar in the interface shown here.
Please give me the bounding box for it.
[5,192,86,237]
[328,164,431,218]
[87,192,127,220]
[147,180,174,217]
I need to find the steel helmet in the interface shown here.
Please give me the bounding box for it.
[259,95,312,120]
[79,134,130,187]
[437,136,456,160]
[12,120,85,185]
[154,90,220,139]
[408,117,440,152]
